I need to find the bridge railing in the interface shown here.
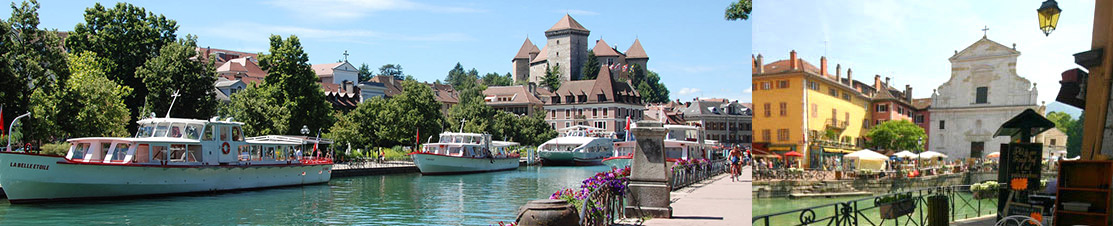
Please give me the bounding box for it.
[669,159,729,190]
[752,185,998,226]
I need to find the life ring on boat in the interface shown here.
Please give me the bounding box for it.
[221,142,231,155]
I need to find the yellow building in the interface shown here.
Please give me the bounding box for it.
[752,51,871,169]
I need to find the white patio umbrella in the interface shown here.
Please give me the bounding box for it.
[918,151,947,159]
[893,151,918,159]
[844,149,889,170]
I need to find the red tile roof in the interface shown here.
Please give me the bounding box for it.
[312,62,345,78]
[483,85,544,106]
[592,39,622,57]
[626,39,648,59]
[531,45,550,64]
[912,98,932,110]
[513,38,541,60]
[547,14,590,32]
[761,59,822,75]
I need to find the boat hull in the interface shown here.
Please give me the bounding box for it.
[0,152,332,203]
[602,156,631,168]
[411,153,519,175]
[538,150,609,166]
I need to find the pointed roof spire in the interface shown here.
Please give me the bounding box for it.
[547,14,590,33]
[626,38,648,59]
[592,39,622,57]
[513,38,541,60]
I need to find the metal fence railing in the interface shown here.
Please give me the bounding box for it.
[752,185,998,226]
[670,159,729,190]
[577,182,627,226]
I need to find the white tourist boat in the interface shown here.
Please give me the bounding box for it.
[604,125,710,168]
[410,132,520,175]
[536,126,616,166]
[0,116,333,203]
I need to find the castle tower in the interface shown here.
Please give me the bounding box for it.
[625,38,649,71]
[512,38,541,83]
[544,14,590,81]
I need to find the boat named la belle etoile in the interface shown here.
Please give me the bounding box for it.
[0,116,333,203]
[536,126,616,166]
[410,132,521,175]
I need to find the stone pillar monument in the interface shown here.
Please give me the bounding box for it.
[624,121,672,218]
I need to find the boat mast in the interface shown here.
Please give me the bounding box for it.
[458,118,467,133]
[165,90,181,118]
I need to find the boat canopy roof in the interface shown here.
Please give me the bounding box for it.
[558,125,604,132]
[491,141,520,147]
[137,116,245,126]
[66,137,201,144]
[439,132,486,137]
[246,135,333,145]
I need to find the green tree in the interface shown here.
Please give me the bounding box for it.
[358,63,373,82]
[326,97,384,149]
[2,0,70,142]
[65,2,179,129]
[581,51,600,80]
[481,72,513,87]
[373,80,444,147]
[630,65,670,103]
[865,120,926,152]
[135,35,218,120]
[542,65,563,91]
[379,64,404,80]
[444,63,470,89]
[1067,114,1083,158]
[55,52,132,138]
[725,0,751,21]
[257,35,334,135]
[220,84,288,136]
[1046,111,1073,130]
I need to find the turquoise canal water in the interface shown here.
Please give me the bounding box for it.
[0,165,612,225]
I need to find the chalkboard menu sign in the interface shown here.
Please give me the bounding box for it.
[1004,143,1042,191]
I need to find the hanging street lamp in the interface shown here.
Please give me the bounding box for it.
[1038,0,1062,36]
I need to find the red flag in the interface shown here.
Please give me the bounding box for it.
[1,105,4,136]
[416,127,421,145]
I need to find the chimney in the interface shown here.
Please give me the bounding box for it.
[885,77,891,88]
[528,83,537,94]
[756,54,764,73]
[847,68,853,85]
[789,50,798,70]
[820,56,828,77]
[874,75,882,90]
[836,64,842,81]
[905,84,913,102]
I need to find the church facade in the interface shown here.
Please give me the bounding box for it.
[928,36,1040,160]
[512,14,648,85]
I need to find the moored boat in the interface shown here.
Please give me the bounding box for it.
[0,116,333,203]
[604,125,711,168]
[410,132,520,175]
[536,126,615,166]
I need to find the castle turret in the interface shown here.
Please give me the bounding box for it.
[545,14,590,80]
[625,38,648,70]
[512,38,541,83]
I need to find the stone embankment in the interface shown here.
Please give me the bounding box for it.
[752,171,1057,198]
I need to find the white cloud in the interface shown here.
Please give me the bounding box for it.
[266,0,485,21]
[677,87,702,95]
[743,87,752,93]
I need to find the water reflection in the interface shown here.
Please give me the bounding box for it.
[0,165,609,225]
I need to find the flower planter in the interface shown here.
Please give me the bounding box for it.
[972,190,993,200]
[835,171,843,180]
[878,199,915,219]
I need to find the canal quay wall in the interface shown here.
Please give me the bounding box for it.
[330,159,536,178]
[752,171,1058,198]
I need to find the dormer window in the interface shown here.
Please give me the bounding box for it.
[598,94,606,102]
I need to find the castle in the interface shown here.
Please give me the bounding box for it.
[512,14,648,85]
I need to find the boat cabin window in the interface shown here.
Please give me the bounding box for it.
[185,124,201,140]
[220,126,229,141]
[170,126,182,138]
[138,126,153,138]
[153,125,170,137]
[152,145,169,161]
[232,126,242,141]
[448,146,463,156]
[203,124,214,141]
[665,147,684,159]
[70,143,90,160]
[110,143,130,161]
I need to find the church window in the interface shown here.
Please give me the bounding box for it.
[975,87,988,104]
[939,120,945,129]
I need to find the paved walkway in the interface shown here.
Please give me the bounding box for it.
[622,166,751,226]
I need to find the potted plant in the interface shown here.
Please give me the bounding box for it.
[877,193,915,219]
[971,181,999,199]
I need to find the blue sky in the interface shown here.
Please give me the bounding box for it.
[2,0,751,102]
[753,0,1090,116]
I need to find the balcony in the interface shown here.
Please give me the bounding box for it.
[825,118,848,130]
